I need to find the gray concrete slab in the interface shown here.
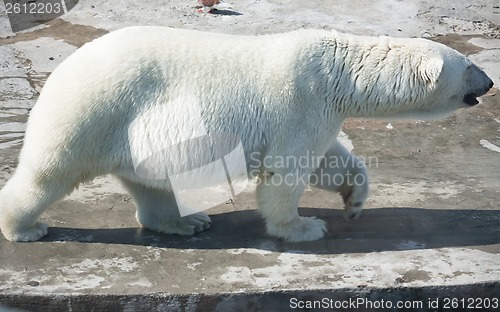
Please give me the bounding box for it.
[1,0,500,311]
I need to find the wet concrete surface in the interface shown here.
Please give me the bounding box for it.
[1,0,500,311]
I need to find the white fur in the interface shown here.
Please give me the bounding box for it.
[0,27,492,242]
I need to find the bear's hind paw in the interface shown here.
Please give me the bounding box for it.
[1,222,48,242]
[266,216,326,242]
[141,212,212,236]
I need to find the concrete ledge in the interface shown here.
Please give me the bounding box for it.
[2,282,499,311]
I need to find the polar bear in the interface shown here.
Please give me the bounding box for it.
[0,27,493,242]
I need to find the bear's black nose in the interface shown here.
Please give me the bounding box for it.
[489,79,494,89]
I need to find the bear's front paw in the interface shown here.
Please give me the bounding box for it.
[266,216,327,242]
[340,177,368,220]
[343,196,364,220]
[1,222,48,242]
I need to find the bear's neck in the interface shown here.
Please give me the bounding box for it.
[314,32,427,120]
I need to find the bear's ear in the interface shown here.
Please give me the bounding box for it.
[420,57,444,85]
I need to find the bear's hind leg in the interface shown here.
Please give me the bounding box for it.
[119,178,211,235]
[256,176,326,242]
[0,168,75,241]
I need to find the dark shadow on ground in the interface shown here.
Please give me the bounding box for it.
[40,207,500,254]
[210,9,242,16]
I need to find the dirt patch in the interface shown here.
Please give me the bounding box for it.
[430,33,487,55]
[0,19,108,48]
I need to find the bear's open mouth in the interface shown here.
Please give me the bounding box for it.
[463,93,479,106]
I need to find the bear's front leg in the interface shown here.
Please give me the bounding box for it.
[311,140,369,220]
[256,171,326,242]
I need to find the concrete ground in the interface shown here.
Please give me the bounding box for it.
[1,0,499,311]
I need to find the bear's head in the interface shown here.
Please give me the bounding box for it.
[394,40,493,120]
[354,37,494,120]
